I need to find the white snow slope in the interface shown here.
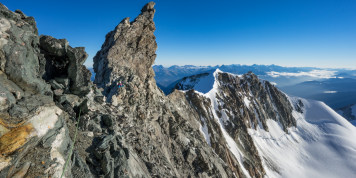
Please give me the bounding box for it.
[179,72,215,93]
[250,98,356,178]
[197,69,356,178]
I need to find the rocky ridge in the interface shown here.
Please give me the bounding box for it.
[337,104,356,122]
[91,2,235,177]
[174,69,297,177]
[0,2,305,178]
[1,2,234,177]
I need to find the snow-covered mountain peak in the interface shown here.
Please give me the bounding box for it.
[174,69,260,94]
[176,70,356,178]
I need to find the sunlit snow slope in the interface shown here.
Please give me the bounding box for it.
[182,69,356,178]
[250,98,356,178]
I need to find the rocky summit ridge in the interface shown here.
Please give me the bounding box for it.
[0,2,234,177]
[1,1,356,178]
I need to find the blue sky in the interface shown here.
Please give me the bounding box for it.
[3,0,356,68]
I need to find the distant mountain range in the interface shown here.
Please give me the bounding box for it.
[153,64,319,87]
[151,64,356,112]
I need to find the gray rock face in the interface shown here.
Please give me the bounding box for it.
[0,4,87,178]
[94,1,157,94]
[0,3,50,95]
[0,70,24,112]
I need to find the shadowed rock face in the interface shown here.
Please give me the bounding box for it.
[40,35,92,95]
[337,104,356,121]
[184,89,248,177]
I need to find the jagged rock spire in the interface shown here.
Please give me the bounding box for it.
[93,1,157,90]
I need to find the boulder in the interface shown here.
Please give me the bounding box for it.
[0,3,50,95]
